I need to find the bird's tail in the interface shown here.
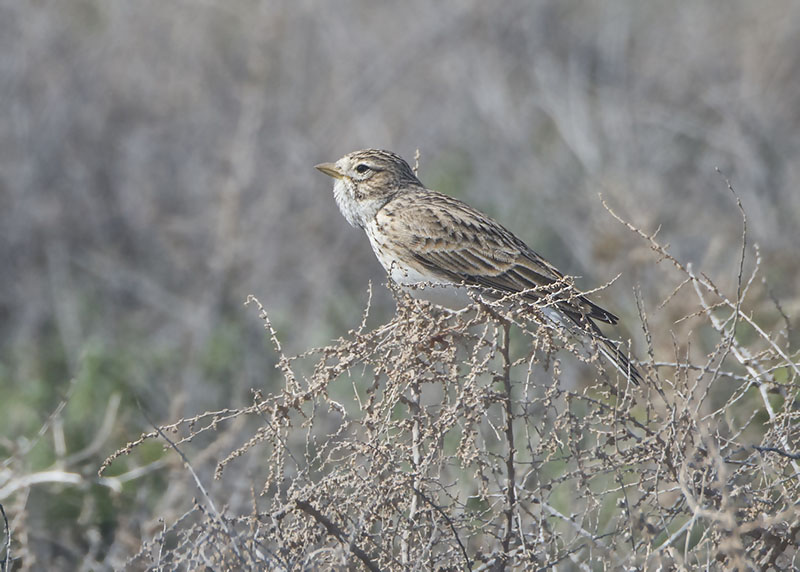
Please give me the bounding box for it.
[564,313,643,385]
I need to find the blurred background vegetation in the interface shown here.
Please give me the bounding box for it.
[1,0,799,568]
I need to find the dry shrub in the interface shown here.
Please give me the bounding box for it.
[99,195,798,571]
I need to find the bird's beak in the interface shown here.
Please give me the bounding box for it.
[315,162,343,179]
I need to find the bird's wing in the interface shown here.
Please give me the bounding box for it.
[377,190,618,325]
[376,189,642,384]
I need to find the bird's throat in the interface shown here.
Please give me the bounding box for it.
[333,179,363,228]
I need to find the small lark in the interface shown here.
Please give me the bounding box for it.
[316,149,641,384]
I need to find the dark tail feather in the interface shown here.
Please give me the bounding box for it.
[595,332,643,385]
[566,314,643,385]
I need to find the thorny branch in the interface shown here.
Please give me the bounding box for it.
[499,320,517,568]
[101,189,799,570]
[1,502,9,572]
[295,500,381,572]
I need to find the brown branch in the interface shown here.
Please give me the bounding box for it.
[499,320,517,568]
[411,485,473,570]
[295,499,382,572]
[754,446,800,460]
[142,408,245,564]
[1,502,9,572]
[401,382,422,566]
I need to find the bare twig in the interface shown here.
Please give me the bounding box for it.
[140,407,244,564]
[295,499,381,572]
[0,502,9,572]
[754,446,800,461]
[101,180,799,569]
[499,320,517,568]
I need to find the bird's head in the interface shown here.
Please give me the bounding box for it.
[316,149,422,228]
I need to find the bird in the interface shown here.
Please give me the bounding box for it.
[315,149,642,385]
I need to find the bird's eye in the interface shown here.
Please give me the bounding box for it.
[355,164,370,174]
